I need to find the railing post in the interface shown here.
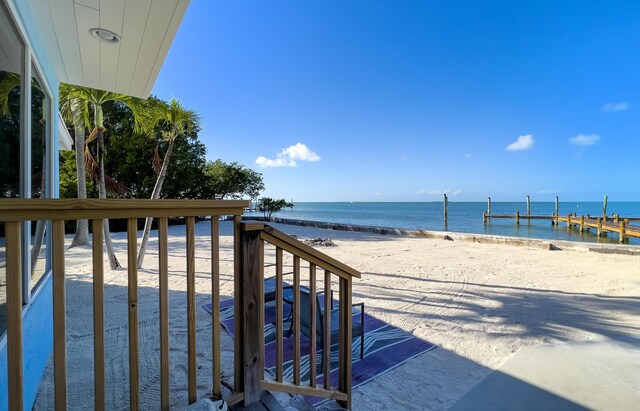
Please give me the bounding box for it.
[338,277,353,409]
[239,222,264,405]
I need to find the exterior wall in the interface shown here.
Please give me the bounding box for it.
[0,0,60,409]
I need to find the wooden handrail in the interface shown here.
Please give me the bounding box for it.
[242,222,360,279]
[0,198,250,221]
[1,198,246,411]
[238,221,359,409]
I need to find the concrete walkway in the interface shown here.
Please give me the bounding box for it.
[451,340,640,410]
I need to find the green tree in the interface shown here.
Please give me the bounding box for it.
[137,98,201,268]
[258,198,294,219]
[59,84,153,269]
[204,160,265,200]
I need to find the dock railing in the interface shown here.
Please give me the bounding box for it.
[237,222,361,409]
[0,199,248,411]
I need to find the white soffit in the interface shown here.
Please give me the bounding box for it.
[57,112,73,151]
[29,0,190,98]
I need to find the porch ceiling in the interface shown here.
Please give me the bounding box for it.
[29,0,190,98]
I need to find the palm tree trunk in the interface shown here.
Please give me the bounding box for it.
[71,100,89,247]
[137,139,175,268]
[96,104,122,270]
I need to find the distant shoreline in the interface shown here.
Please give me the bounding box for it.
[242,216,640,255]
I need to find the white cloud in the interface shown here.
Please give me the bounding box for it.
[417,188,462,196]
[569,134,600,146]
[255,143,321,168]
[602,102,629,112]
[506,134,534,151]
[464,153,473,159]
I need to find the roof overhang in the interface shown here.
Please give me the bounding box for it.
[29,0,190,98]
[57,112,73,150]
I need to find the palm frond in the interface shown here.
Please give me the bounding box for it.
[0,72,20,115]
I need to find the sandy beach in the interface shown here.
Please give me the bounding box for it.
[33,220,640,410]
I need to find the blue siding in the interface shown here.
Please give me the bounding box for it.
[0,276,53,411]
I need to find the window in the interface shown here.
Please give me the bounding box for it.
[0,0,25,336]
[0,1,52,337]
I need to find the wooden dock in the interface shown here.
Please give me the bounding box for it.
[483,211,640,243]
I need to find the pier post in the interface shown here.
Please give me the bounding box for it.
[602,195,608,217]
[554,196,559,225]
[614,214,619,223]
[620,221,626,244]
[515,211,520,225]
[597,218,602,236]
[579,215,584,232]
[443,194,448,224]
[567,214,571,231]
[487,197,491,222]
[526,195,531,216]
[482,211,486,223]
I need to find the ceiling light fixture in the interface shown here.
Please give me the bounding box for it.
[89,28,120,43]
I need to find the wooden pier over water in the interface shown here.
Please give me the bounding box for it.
[481,196,640,244]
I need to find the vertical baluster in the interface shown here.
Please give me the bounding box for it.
[186,217,197,403]
[323,270,331,390]
[52,219,67,411]
[275,247,284,382]
[6,221,24,411]
[293,256,301,385]
[338,277,353,409]
[127,219,139,411]
[92,220,105,411]
[259,237,265,378]
[158,218,170,410]
[233,215,242,393]
[309,263,317,387]
[211,217,222,398]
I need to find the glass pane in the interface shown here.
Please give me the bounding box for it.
[0,1,25,335]
[31,67,49,289]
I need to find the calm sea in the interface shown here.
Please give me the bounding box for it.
[247,202,640,245]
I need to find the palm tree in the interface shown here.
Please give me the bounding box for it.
[59,87,91,246]
[137,98,200,268]
[59,84,152,269]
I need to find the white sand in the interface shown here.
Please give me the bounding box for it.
[33,221,640,410]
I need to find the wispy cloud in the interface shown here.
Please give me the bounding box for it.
[255,143,320,168]
[417,188,462,196]
[464,153,473,159]
[602,102,629,112]
[506,134,534,151]
[569,134,600,146]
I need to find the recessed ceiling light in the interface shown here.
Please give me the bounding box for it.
[89,28,120,43]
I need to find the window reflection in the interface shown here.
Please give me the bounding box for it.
[0,0,25,335]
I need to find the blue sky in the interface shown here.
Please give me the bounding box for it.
[152,0,640,201]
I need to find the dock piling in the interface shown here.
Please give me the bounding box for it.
[443,194,448,224]
[526,195,531,216]
[515,211,520,225]
[603,195,608,217]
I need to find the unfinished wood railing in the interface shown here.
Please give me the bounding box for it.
[237,222,361,409]
[0,199,248,411]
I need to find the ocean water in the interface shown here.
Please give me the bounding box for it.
[246,202,640,245]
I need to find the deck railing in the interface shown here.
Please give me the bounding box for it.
[237,222,361,409]
[0,199,248,411]
[1,200,360,410]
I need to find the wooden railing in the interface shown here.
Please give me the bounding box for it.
[237,222,361,409]
[0,199,248,411]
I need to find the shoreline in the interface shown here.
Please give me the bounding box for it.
[243,216,640,255]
